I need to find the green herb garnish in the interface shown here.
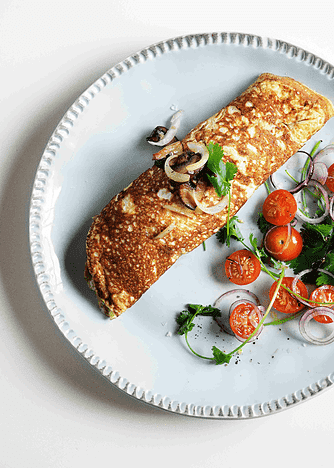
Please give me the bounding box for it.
[287,218,334,285]
[205,141,238,242]
[206,142,238,198]
[176,140,334,366]
[176,304,221,336]
[176,269,286,365]
[176,304,222,362]
[216,215,244,247]
[257,212,274,234]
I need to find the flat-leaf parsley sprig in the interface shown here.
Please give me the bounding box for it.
[176,304,221,361]
[206,142,238,198]
[176,269,286,365]
[206,142,238,238]
[287,218,334,286]
[216,215,244,247]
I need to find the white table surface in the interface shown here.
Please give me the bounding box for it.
[1,1,334,467]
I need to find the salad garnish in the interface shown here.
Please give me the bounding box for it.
[176,140,334,363]
[176,269,286,365]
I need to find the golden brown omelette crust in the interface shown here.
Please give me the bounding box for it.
[85,73,334,318]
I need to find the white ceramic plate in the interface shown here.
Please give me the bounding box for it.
[29,32,334,419]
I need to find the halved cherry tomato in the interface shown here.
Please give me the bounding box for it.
[262,189,297,226]
[326,163,334,192]
[269,277,308,314]
[264,225,303,261]
[229,301,261,339]
[225,249,261,285]
[309,285,334,323]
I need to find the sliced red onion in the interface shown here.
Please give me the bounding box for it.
[313,143,334,163]
[264,223,292,256]
[290,218,298,227]
[312,162,328,185]
[270,151,314,194]
[292,269,334,308]
[148,110,184,147]
[213,289,261,336]
[295,180,329,224]
[330,195,334,221]
[228,299,264,343]
[299,307,334,345]
[193,189,228,214]
[186,142,209,171]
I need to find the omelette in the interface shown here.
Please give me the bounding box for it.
[85,73,334,318]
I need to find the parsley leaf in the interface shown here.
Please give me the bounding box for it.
[322,252,334,274]
[206,142,238,197]
[176,304,221,336]
[176,311,196,335]
[216,215,244,246]
[257,212,274,234]
[316,271,334,287]
[288,243,326,275]
[287,220,334,275]
[287,218,334,287]
[249,233,268,261]
[302,221,334,241]
[212,346,232,365]
[316,253,334,286]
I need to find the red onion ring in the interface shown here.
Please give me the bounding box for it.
[295,180,329,224]
[299,307,334,345]
[292,269,334,308]
[312,162,328,185]
[290,218,298,227]
[213,289,261,336]
[329,195,334,222]
[313,144,334,164]
[270,151,314,194]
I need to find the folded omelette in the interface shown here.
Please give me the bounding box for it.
[85,73,334,318]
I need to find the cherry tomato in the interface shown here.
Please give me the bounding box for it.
[264,225,303,261]
[309,285,334,323]
[262,189,297,226]
[225,249,261,285]
[229,301,261,339]
[326,163,334,192]
[269,277,308,314]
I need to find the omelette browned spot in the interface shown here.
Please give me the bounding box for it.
[85,73,334,318]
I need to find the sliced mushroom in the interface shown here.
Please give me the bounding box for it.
[172,152,201,175]
[178,183,197,210]
[147,126,179,146]
[152,141,183,160]
[193,178,209,199]
[146,126,169,144]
